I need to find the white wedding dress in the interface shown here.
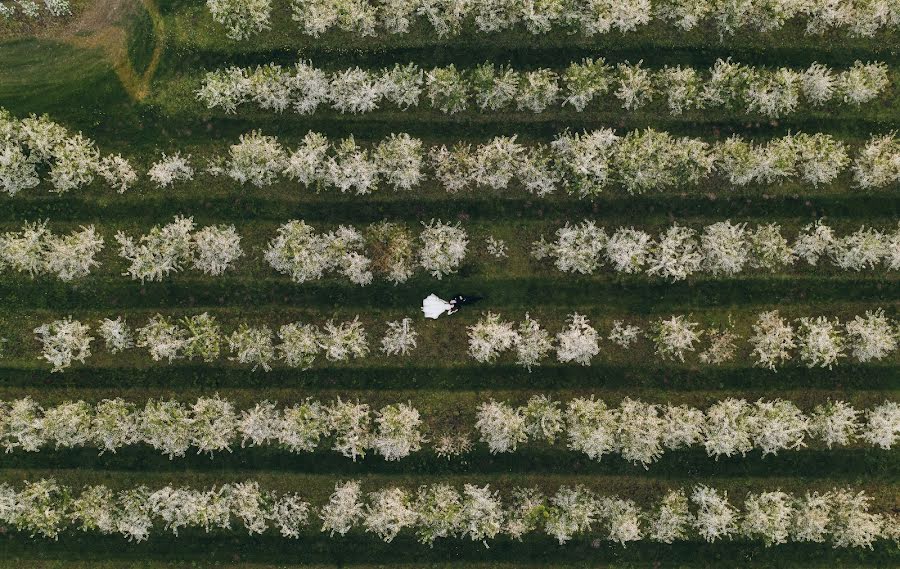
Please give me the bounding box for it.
[422,294,453,319]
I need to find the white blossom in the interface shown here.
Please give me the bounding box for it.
[844,309,898,361]
[98,317,133,353]
[418,219,467,279]
[565,397,617,460]
[380,318,417,356]
[319,317,369,362]
[544,485,597,544]
[225,131,286,187]
[228,325,275,371]
[648,489,693,543]
[148,153,194,188]
[207,0,271,40]
[191,225,243,275]
[651,315,701,362]
[364,488,416,542]
[319,481,363,536]
[459,484,504,544]
[828,489,883,549]
[796,316,844,369]
[33,317,93,372]
[372,403,424,460]
[648,223,702,281]
[741,491,794,546]
[810,400,860,448]
[555,312,600,366]
[750,310,795,371]
[691,485,736,542]
[748,399,808,456]
[862,401,899,450]
[475,400,526,454]
[702,398,752,459]
[137,314,187,362]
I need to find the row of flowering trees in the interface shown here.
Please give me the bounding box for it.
[2,478,895,547]
[0,217,467,284]
[467,310,898,370]
[197,59,889,118]
[533,220,900,281]
[7,218,900,284]
[474,397,899,465]
[5,117,900,197]
[147,130,900,195]
[0,0,70,19]
[8,218,900,285]
[29,309,898,372]
[207,0,900,40]
[0,110,138,196]
[2,396,895,463]
[0,396,425,460]
[33,313,382,372]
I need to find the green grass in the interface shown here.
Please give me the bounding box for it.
[126,2,158,76]
[0,39,130,122]
[0,1,897,567]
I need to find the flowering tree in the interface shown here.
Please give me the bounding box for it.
[544,485,597,544]
[521,395,564,443]
[828,488,883,549]
[748,399,808,456]
[98,317,133,354]
[796,316,844,369]
[691,485,736,542]
[651,315,701,362]
[181,313,222,363]
[372,403,424,460]
[115,216,195,282]
[228,325,275,371]
[648,223,703,281]
[608,320,642,348]
[565,397,616,460]
[853,134,900,189]
[702,398,752,459]
[191,225,243,276]
[137,314,187,362]
[699,325,739,364]
[661,404,704,449]
[741,491,794,546]
[458,484,504,544]
[223,131,286,187]
[514,314,553,370]
[380,318,417,356]
[364,488,417,542]
[810,400,860,448]
[33,317,93,372]
[750,310,795,371]
[148,153,194,188]
[844,309,898,361]
[327,398,372,460]
[615,398,665,467]
[648,489,693,543]
[532,220,606,274]
[207,0,272,40]
[555,313,600,365]
[418,220,468,279]
[475,400,526,453]
[467,312,518,363]
[862,401,899,450]
[320,318,369,362]
[265,220,373,285]
[413,483,462,544]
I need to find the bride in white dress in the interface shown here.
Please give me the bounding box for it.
[422,294,453,319]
